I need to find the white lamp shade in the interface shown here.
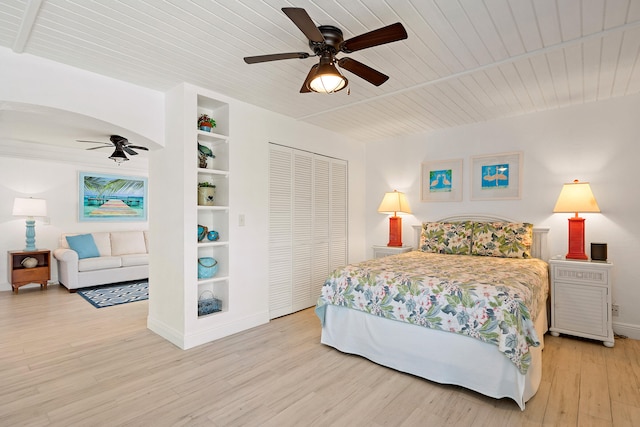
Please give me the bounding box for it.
[378,190,412,215]
[553,180,600,213]
[12,197,47,217]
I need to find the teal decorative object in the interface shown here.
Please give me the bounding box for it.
[207,230,219,241]
[198,143,215,158]
[198,224,208,241]
[197,257,218,279]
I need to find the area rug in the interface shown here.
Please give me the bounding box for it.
[77,280,148,308]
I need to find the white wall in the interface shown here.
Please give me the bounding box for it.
[366,93,640,338]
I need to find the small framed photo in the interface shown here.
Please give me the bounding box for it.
[471,152,522,200]
[421,159,462,202]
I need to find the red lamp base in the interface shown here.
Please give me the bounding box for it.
[566,216,588,260]
[388,216,403,247]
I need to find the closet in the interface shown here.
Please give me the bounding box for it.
[268,143,348,319]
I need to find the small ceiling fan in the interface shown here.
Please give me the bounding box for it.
[243,7,408,94]
[77,135,148,164]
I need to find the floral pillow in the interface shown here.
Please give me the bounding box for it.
[420,221,473,254]
[471,222,533,258]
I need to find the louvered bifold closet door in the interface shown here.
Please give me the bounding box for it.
[268,145,293,319]
[329,159,348,272]
[292,151,313,312]
[268,143,348,319]
[312,155,330,309]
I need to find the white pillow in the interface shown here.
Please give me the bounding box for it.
[110,231,147,256]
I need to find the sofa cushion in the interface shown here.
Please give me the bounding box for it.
[78,256,122,272]
[121,253,149,267]
[91,232,113,257]
[66,234,100,259]
[111,231,147,256]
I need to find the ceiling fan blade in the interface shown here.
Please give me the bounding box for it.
[86,146,111,151]
[123,146,138,156]
[340,22,408,53]
[282,7,325,43]
[337,57,389,86]
[127,145,149,151]
[299,64,319,93]
[77,139,110,144]
[244,52,310,64]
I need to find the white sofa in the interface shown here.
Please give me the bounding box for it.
[53,231,149,291]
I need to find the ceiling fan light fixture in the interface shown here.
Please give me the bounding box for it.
[308,54,348,93]
[109,149,129,164]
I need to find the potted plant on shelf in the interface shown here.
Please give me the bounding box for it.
[198,114,216,132]
[197,182,216,206]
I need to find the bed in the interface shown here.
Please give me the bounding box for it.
[315,215,550,409]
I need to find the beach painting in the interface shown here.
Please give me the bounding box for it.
[429,169,453,193]
[79,172,147,221]
[481,163,509,189]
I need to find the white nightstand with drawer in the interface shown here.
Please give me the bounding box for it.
[372,245,413,259]
[549,258,614,347]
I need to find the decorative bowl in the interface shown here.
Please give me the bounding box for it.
[197,257,218,279]
[21,257,38,268]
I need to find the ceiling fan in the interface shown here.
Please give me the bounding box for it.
[243,7,408,94]
[77,135,148,164]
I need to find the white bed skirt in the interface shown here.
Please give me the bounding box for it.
[320,304,548,410]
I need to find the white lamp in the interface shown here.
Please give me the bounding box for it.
[13,197,47,251]
[377,190,412,247]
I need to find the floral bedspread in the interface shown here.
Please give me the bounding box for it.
[316,251,549,374]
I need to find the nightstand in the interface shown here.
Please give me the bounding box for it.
[8,249,51,293]
[549,258,614,347]
[372,245,413,259]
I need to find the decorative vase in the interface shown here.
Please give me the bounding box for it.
[197,257,218,279]
[198,224,208,241]
[198,187,215,206]
[199,125,212,132]
[207,230,219,241]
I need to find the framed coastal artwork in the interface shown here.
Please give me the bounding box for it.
[470,152,522,200]
[420,159,462,202]
[79,172,148,221]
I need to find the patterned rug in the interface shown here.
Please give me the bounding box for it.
[77,280,148,308]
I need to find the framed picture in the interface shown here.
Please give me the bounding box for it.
[421,158,463,202]
[470,152,522,200]
[79,172,148,221]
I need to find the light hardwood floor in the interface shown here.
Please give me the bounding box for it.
[1,285,639,427]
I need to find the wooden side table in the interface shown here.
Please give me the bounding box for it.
[8,249,51,293]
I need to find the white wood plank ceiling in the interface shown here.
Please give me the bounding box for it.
[1,0,640,143]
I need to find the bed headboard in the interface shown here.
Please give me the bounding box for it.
[411,215,550,260]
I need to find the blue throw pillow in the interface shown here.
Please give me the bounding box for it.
[66,234,100,259]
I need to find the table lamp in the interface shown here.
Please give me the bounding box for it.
[553,180,600,260]
[378,190,412,247]
[12,197,47,251]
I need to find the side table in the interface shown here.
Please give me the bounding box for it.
[372,245,413,259]
[548,258,614,347]
[7,249,51,293]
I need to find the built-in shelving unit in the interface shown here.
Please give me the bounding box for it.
[196,96,230,316]
[148,83,236,350]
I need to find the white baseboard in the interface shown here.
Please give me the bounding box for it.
[147,310,270,350]
[613,321,640,340]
